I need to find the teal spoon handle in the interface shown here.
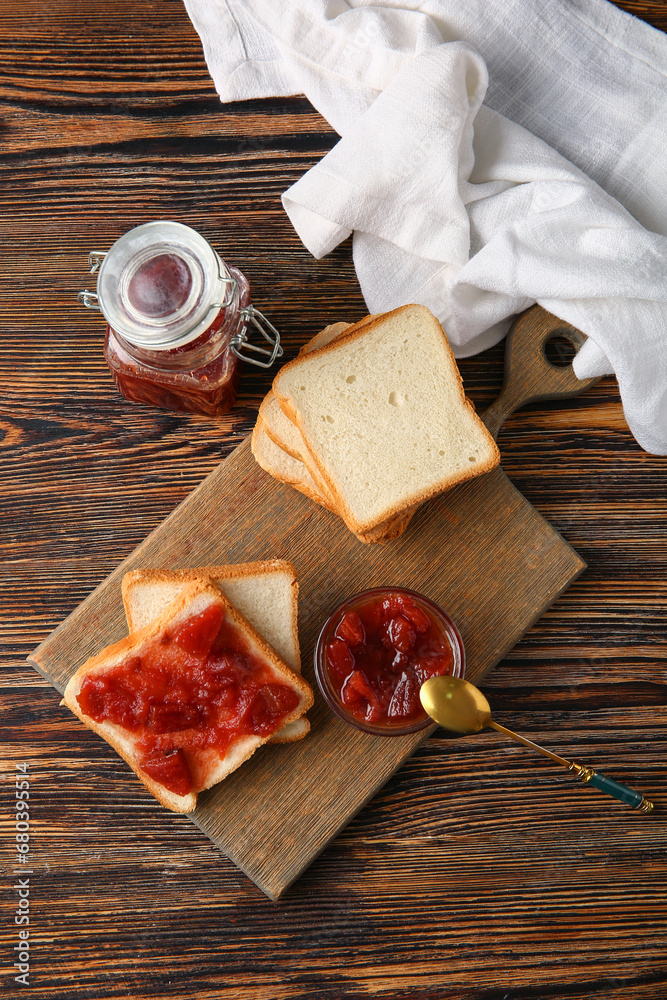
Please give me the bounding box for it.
[489,722,654,813]
[570,764,654,812]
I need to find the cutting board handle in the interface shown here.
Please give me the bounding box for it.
[482,305,600,439]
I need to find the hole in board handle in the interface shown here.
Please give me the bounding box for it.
[543,334,578,369]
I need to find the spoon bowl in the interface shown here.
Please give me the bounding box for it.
[419,675,491,734]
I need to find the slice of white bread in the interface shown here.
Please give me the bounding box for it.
[122,561,309,743]
[251,422,336,509]
[272,304,500,534]
[299,320,353,357]
[260,323,352,463]
[253,318,414,544]
[252,413,414,544]
[260,392,316,463]
[63,580,314,813]
[259,316,375,464]
[261,319,379,465]
[298,315,378,357]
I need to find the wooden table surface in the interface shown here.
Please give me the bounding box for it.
[1,2,665,998]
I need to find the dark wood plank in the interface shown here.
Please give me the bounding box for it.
[1,0,665,994]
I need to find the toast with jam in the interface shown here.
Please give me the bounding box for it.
[122,560,308,743]
[62,580,314,813]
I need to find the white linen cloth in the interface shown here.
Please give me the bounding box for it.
[183,0,667,454]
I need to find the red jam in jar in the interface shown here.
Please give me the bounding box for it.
[78,221,281,416]
[76,604,301,796]
[315,588,465,736]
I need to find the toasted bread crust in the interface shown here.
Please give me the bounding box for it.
[63,580,313,813]
[355,507,416,544]
[267,716,310,742]
[296,321,352,358]
[251,417,337,508]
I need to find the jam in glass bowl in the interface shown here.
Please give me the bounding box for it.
[314,587,465,736]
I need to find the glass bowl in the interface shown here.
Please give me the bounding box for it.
[314,587,465,737]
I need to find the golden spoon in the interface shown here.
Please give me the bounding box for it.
[420,676,653,813]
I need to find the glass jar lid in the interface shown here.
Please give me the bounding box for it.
[93,221,237,349]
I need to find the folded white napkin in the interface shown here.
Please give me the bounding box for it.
[184,0,667,454]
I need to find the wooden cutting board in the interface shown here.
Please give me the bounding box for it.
[28,306,597,900]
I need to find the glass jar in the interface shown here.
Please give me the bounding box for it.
[314,587,466,737]
[78,221,282,416]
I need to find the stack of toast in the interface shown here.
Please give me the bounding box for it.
[62,561,312,813]
[252,304,500,543]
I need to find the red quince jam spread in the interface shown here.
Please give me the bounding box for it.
[105,314,241,416]
[104,253,251,416]
[76,604,300,796]
[322,590,460,731]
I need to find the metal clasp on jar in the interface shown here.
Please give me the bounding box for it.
[77,250,112,311]
[76,251,108,309]
[230,306,283,368]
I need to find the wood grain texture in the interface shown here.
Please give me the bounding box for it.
[28,431,585,898]
[1,0,666,996]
